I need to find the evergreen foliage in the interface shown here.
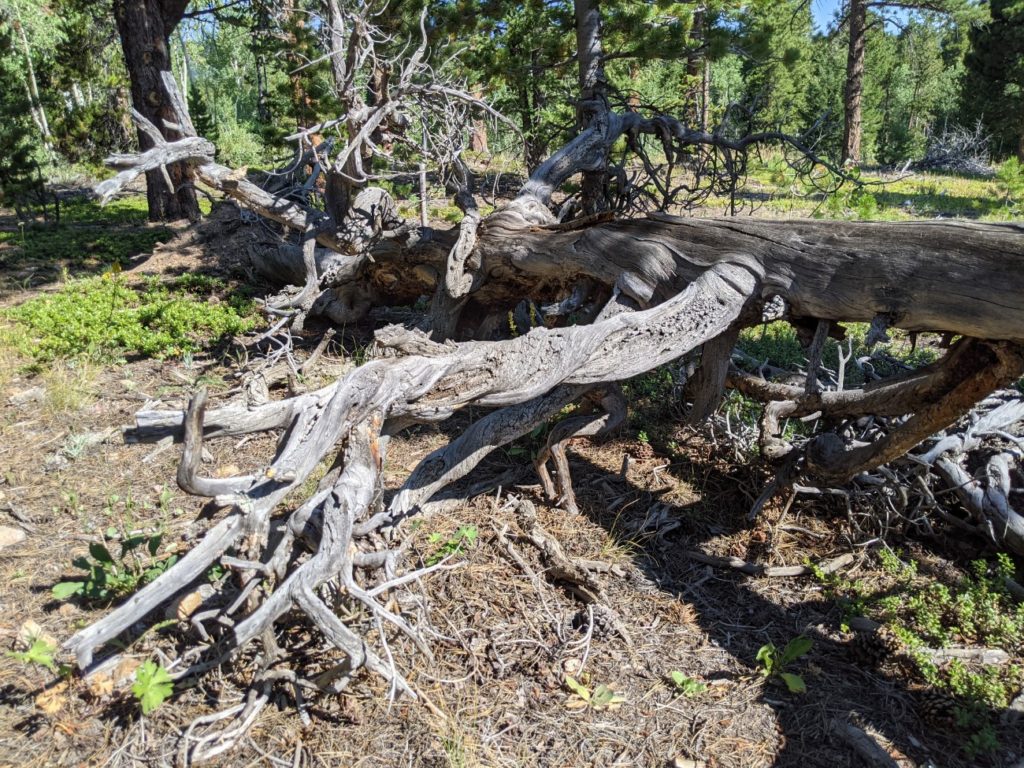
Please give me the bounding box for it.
[740,0,813,134]
[963,0,1024,160]
[188,81,217,142]
[0,16,42,212]
[0,0,1011,190]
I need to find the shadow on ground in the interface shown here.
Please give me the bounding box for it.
[554,441,1021,768]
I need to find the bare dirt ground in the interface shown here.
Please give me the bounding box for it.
[0,201,1021,768]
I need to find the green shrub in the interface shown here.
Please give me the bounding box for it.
[215,121,269,167]
[5,273,257,362]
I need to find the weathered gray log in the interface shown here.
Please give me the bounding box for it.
[96,104,1024,346]
[66,260,758,670]
[85,81,1024,757]
[473,214,1024,342]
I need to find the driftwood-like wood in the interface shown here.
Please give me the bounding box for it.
[70,67,1024,759]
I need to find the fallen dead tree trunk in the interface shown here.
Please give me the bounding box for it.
[65,218,1024,757]
[68,67,1024,761]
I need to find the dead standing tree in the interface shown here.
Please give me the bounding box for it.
[74,4,1024,760]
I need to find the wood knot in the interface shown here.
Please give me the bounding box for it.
[805,433,847,475]
[145,90,162,108]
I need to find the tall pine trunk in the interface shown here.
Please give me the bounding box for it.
[686,8,708,131]
[113,0,200,223]
[574,0,608,214]
[842,0,867,165]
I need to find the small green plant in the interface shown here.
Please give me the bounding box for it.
[996,157,1024,212]
[132,660,174,715]
[507,422,550,459]
[7,637,57,672]
[756,636,813,693]
[878,546,917,578]
[852,190,879,220]
[5,273,256,363]
[52,529,178,603]
[817,550,1024,758]
[425,525,479,566]
[564,675,626,711]
[668,671,707,697]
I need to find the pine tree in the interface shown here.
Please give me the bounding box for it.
[963,0,1024,160]
[189,81,218,142]
[839,0,975,164]
[741,0,814,134]
[0,19,41,214]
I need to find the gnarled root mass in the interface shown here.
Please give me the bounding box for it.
[65,261,759,760]
[72,70,1024,764]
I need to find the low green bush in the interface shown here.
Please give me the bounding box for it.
[5,273,257,362]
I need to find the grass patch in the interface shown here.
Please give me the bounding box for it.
[57,196,151,225]
[39,358,99,414]
[817,551,1024,759]
[737,321,939,387]
[4,273,258,363]
[0,195,215,281]
[730,158,1023,222]
[0,223,173,269]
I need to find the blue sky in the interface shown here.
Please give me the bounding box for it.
[811,0,843,32]
[810,0,913,33]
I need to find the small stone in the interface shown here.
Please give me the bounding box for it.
[8,386,45,405]
[0,525,27,550]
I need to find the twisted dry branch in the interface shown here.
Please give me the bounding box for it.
[65,260,759,677]
[76,54,1024,759]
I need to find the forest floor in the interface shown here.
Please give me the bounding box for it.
[0,169,1022,768]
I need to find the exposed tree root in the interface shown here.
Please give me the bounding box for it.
[72,57,1024,763]
[65,261,758,757]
